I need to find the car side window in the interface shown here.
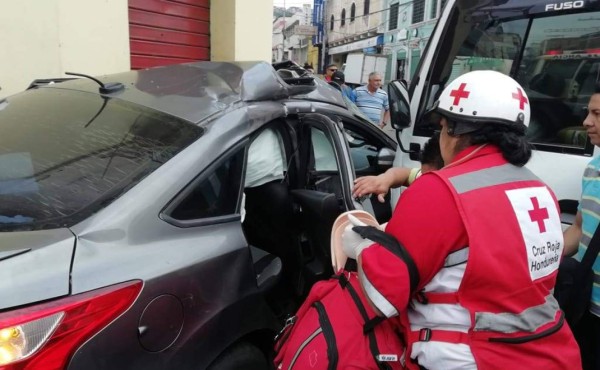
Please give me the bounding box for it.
[168,149,244,221]
[343,127,379,172]
[515,12,600,154]
[312,127,338,171]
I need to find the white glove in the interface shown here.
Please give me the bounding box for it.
[341,214,373,260]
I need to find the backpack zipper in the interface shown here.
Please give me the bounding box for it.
[287,327,322,369]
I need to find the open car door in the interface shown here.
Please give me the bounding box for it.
[290,113,357,283]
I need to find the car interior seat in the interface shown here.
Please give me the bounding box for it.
[291,188,340,284]
[243,180,304,296]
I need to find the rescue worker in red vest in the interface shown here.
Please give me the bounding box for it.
[342,70,582,369]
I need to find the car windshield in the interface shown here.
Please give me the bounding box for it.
[416,2,600,154]
[0,88,203,231]
[343,94,372,122]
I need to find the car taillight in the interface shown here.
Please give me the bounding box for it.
[0,280,142,370]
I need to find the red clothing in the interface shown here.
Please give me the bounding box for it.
[360,151,470,313]
[359,145,581,369]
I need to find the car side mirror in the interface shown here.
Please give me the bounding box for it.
[387,80,411,130]
[409,142,421,162]
[377,147,396,171]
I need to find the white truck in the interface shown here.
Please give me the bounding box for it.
[386,0,600,223]
[343,53,388,86]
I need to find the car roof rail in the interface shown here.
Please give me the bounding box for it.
[272,60,309,76]
[279,73,316,96]
[276,69,315,85]
[285,76,316,86]
[26,78,77,90]
[273,64,316,95]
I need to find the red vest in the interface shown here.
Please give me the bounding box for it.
[403,151,581,370]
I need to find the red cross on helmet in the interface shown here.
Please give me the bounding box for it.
[427,70,530,134]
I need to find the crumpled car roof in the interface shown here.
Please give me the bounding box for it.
[40,61,346,124]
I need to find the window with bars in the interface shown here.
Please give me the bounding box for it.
[432,0,448,18]
[430,0,438,19]
[389,3,399,31]
[330,15,334,30]
[364,0,370,16]
[412,0,425,24]
[351,3,356,22]
[341,8,346,26]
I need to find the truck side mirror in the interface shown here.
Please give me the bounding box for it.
[387,80,411,130]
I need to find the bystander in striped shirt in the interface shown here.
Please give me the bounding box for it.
[577,155,600,316]
[354,85,389,125]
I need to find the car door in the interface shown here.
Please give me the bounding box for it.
[289,113,356,280]
[337,115,397,223]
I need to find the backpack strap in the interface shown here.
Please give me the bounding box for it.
[352,225,420,295]
[339,274,392,370]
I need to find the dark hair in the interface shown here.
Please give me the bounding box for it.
[326,63,337,71]
[465,124,532,167]
[420,132,444,169]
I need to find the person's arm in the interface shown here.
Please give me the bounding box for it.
[379,94,391,128]
[347,87,357,103]
[563,211,582,257]
[353,167,416,202]
[379,110,391,128]
[355,175,467,317]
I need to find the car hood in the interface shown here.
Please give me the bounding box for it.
[0,228,75,310]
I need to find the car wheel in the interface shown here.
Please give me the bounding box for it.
[207,342,270,370]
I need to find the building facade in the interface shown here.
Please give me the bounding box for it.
[0,0,273,99]
[272,16,302,62]
[325,0,385,72]
[382,0,447,82]
[272,4,319,68]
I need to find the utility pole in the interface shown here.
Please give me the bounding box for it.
[282,0,286,60]
[320,0,327,73]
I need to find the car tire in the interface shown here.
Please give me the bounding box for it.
[207,342,270,370]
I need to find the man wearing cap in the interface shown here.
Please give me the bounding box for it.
[342,70,581,369]
[354,72,390,128]
[331,70,356,102]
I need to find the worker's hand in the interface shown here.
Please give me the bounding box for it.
[341,214,373,260]
[353,174,392,203]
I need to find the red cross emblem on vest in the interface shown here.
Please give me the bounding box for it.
[512,88,529,110]
[528,197,549,233]
[449,83,470,105]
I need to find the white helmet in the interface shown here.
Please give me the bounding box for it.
[429,70,530,135]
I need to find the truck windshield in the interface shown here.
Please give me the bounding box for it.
[0,89,202,231]
[417,2,600,155]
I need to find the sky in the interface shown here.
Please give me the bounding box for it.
[272,0,312,7]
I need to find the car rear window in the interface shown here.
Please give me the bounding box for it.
[0,88,203,231]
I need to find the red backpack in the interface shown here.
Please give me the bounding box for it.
[273,226,419,370]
